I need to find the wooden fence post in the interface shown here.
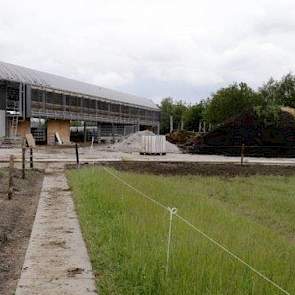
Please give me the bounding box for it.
[241,144,245,166]
[8,155,14,200]
[22,139,26,179]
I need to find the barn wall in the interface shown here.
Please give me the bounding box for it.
[17,119,30,137]
[47,119,70,145]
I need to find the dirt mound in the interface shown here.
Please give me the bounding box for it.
[166,130,196,145]
[110,130,180,153]
[188,107,295,157]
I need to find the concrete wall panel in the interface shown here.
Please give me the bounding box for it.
[0,110,5,137]
[17,120,31,137]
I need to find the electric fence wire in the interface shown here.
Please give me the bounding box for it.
[103,166,291,295]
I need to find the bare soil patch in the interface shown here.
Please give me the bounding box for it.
[87,161,295,177]
[0,168,43,295]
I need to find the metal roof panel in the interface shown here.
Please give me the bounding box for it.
[0,61,159,110]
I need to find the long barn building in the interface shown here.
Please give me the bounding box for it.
[0,61,160,144]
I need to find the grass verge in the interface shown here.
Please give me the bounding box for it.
[68,167,295,295]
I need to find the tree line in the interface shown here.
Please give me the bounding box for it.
[160,73,295,134]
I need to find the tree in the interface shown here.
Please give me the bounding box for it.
[258,78,279,104]
[159,72,295,133]
[258,73,295,108]
[172,100,187,130]
[256,78,281,124]
[277,73,295,108]
[160,98,188,133]
[205,82,260,125]
[183,101,206,131]
[159,97,174,134]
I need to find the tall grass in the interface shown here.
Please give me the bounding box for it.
[68,167,295,295]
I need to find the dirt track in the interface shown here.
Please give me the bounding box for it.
[0,169,43,295]
[97,161,295,177]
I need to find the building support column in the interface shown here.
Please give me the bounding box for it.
[156,122,160,135]
[4,116,9,137]
[111,123,115,143]
[97,122,101,142]
[83,121,87,143]
[0,111,6,137]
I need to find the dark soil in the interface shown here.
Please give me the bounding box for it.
[187,108,295,157]
[0,168,43,295]
[90,161,295,177]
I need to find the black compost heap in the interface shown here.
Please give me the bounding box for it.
[189,107,295,157]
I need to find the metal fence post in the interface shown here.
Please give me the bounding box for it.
[30,148,34,169]
[75,143,80,168]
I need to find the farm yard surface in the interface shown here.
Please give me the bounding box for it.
[0,169,43,295]
[2,145,295,167]
[1,144,295,294]
[68,164,295,295]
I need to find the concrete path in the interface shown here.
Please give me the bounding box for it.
[15,164,97,295]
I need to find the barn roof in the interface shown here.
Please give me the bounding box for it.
[0,61,158,110]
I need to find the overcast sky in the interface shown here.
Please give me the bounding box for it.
[1,0,295,104]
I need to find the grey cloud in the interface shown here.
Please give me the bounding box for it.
[0,0,294,103]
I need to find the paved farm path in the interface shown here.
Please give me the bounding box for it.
[15,164,97,295]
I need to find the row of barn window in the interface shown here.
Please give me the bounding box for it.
[31,89,159,121]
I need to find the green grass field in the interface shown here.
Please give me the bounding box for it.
[68,167,295,295]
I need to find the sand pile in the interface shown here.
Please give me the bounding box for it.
[110,130,180,153]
